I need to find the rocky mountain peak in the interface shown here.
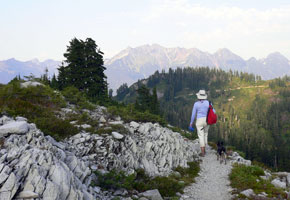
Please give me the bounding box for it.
[5,58,18,64]
[247,57,258,62]
[215,48,232,54]
[1,45,290,91]
[29,58,41,64]
[104,44,290,91]
[265,51,289,62]
[214,48,243,60]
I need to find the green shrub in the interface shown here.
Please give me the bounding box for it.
[132,169,151,192]
[235,150,245,158]
[95,124,128,135]
[110,124,129,135]
[252,160,273,172]
[94,162,200,198]
[79,112,90,122]
[168,126,198,140]
[62,86,95,110]
[175,161,200,184]
[230,164,286,198]
[0,81,78,139]
[107,105,167,126]
[95,127,113,135]
[226,145,236,152]
[34,117,78,140]
[151,176,183,197]
[66,112,99,131]
[0,81,65,108]
[208,141,217,150]
[94,170,135,190]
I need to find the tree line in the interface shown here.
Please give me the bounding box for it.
[116,67,289,171]
[211,83,290,171]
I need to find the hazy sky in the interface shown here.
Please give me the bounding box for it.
[1,0,290,61]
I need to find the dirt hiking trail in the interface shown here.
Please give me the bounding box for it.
[181,147,233,200]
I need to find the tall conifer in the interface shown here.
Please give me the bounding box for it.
[57,38,107,101]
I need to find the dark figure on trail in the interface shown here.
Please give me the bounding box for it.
[217,141,227,164]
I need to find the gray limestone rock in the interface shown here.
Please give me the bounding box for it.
[0,116,13,125]
[0,166,12,185]
[140,189,163,200]
[49,162,71,199]
[15,191,39,199]
[240,189,255,197]
[42,180,61,200]
[271,178,287,189]
[112,132,124,140]
[20,81,43,88]
[0,121,29,137]
[113,189,128,196]
[130,121,139,129]
[139,198,149,200]
[0,114,203,199]
[99,116,106,123]
[93,186,101,193]
[15,117,27,122]
[0,116,102,200]
[109,121,123,125]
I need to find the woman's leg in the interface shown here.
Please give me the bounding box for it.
[204,125,210,147]
[196,118,206,156]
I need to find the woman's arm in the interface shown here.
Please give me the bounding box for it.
[190,103,197,126]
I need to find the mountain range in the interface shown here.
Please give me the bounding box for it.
[0,58,60,83]
[105,44,290,91]
[1,44,290,91]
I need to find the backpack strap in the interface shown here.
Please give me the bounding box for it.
[206,100,211,123]
[208,100,212,107]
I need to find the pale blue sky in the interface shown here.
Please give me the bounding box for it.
[1,0,290,61]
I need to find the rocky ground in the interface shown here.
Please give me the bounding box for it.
[0,104,290,199]
[180,145,290,200]
[181,147,233,200]
[0,108,200,200]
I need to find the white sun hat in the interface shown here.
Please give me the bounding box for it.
[196,90,207,100]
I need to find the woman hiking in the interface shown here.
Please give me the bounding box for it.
[189,90,210,157]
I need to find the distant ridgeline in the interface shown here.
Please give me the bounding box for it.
[116,67,290,171]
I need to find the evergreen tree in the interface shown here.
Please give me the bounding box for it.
[135,85,160,115]
[57,38,107,101]
[50,74,59,89]
[116,83,129,101]
[152,87,159,115]
[108,89,113,98]
[41,67,50,85]
[135,85,151,112]
[57,63,69,90]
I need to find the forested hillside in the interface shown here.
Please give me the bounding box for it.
[116,67,290,171]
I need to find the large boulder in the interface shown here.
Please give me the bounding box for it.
[271,178,287,189]
[0,121,29,137]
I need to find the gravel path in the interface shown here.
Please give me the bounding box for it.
[181,147,233,200]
